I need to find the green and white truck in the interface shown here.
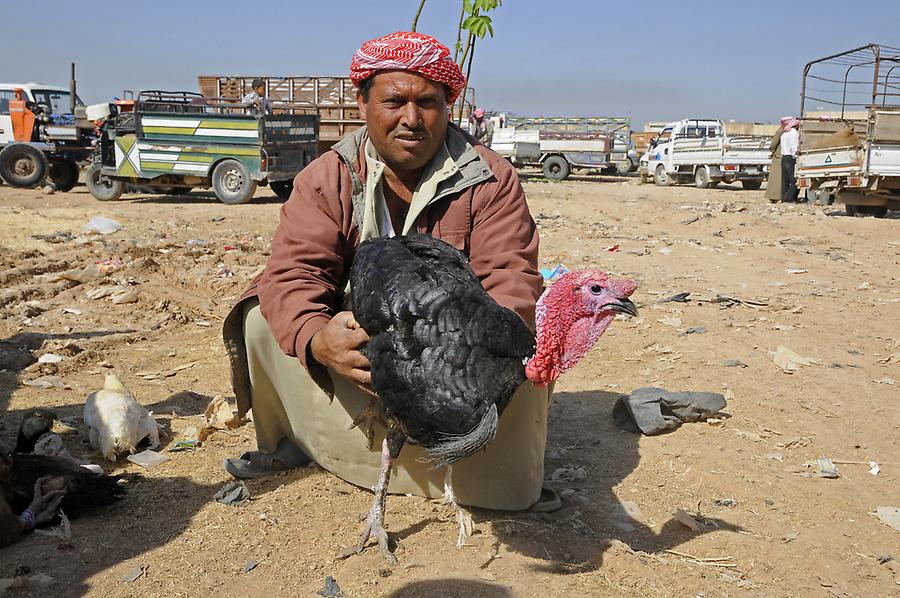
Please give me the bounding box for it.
[87,90,319,204]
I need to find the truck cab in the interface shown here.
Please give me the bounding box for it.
[0,83,92,190]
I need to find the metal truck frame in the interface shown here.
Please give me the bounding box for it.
[87,90,319,204]
[797,44,900,217]
[639,118,770,189]
[493,116,631,181]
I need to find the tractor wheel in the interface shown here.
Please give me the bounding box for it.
[85,164,125,201]
[212,159,257,205]
[0,144,48,188]
[542,155,570,181]
[48,159,80,192]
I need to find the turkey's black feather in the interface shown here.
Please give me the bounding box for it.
[350,234,535,461]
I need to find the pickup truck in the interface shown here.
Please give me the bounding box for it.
[796,44,900,217]
[86,90,319,204]
[492,116,631,181]
[640,118,770,189]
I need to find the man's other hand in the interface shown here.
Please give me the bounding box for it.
[310,311,372,393]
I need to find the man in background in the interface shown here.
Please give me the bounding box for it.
[780,116,800,202]
[471,108,494,147]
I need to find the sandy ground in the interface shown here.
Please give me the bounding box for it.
[0,176,898,597]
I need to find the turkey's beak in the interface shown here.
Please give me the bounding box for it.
[604,298,638,317]
[51,419,77,435]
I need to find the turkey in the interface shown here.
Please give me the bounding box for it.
[84,374,160,461]
[348,233,637,561]
[1,409,126,547]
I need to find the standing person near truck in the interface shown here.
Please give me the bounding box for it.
[780,116,800,202]
[241,79,273,116]
[471,108,494,147]
[765,122,784,203]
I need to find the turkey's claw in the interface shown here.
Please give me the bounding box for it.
[350,398,381,450]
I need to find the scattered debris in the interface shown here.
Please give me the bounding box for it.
[869,461,880,476]
[82,216,122,235]
[713,498,737,508]
[786,268,808,274]
[198,395,243,440]
[120,565,146,583]
[127,449,168,469]
[214,481,250,507]
[874,506,900,532]
[242,560,259,574]
[23,376,65,389]
[656,292,691,304]
[673,509,704,532]
[773,345,821,372]
[722,359,748,368]
[658,317,682,327]
[539,263,570,283]
[317,576,345,598]
[550,466,586,482]
[764,452,785,462]
[613,387,726,435]
[169,439,201,452]
[801,457,840,479]
[37,353,63,364]
[781,531,799,543]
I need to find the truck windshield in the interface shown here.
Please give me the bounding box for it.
[31,90,84,114]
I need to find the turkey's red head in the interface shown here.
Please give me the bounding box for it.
[525,270,637,386]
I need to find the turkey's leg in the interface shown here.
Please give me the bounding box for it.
[350,397,380,450]
[443,465,473,549]
[355,431,405,562]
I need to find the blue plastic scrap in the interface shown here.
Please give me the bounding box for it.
[540,263,570,283]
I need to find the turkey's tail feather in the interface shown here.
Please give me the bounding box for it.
[425,403,498,468]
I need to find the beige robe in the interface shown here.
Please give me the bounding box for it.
[766,129,783,202]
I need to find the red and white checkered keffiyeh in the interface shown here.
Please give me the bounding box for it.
[350,31,466,103]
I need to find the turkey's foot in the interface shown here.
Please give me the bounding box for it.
[350,398,380,450]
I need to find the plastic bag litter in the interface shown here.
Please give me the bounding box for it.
[82,216,122,235]
[127,449,168,469]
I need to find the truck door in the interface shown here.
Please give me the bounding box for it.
[0,90,16,145]
[648,126,673,172]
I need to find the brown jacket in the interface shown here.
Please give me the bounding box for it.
[226,123,541,412]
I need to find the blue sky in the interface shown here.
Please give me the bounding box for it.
[2,0,896,127]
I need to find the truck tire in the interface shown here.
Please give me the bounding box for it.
[212,159,257,205]
[48,159,80,192]
[694,166,711,189]
[616,158,634,176]
[849,205,887,218]
[653,164,671,186]
[270,180,294,201]
[742,179,762,191]
[542,156,570,181]
[0,143,48,188]
[85,164,125,201]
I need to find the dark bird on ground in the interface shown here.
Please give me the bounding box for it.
[0,409,127,547]
[348,233,638,561]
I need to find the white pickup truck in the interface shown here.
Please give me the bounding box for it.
[640,118,770,189]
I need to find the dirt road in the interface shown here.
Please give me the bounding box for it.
[1,178,898,597]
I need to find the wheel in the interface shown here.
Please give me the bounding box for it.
[48,159,79,192]
[616,158,633,176]
[0,143,48,187]
[212,159,257,205]
[270,180,294,201]
[694,166,711,189]
[166,186,192,196]
[855,205,888,218]
[653,164,671,186]
[742,179,762,190]
[542,156,570,181]
[85,163,124,201]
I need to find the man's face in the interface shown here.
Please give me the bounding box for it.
[357,71,448,175]
[254,85,265,96]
